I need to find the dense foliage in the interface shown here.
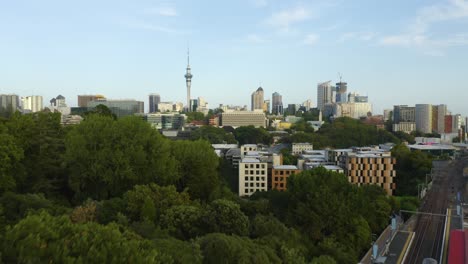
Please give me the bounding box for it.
[0,112,398,263]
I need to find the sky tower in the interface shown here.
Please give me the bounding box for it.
[184,48,192,112]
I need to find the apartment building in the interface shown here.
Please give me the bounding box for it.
[271,165,301,191]
[292,143,314,155]
[239,158,268,196]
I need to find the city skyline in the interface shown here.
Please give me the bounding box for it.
[1,0,468,116]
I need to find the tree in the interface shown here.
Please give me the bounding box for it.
[186,112,205,123]
[84,104,117,119]
[2,212,170,263]
[190,126,237,144]
[234,126,272,145]
[171,140,220,200]
[65,115,177,202]
[205,199,249,236]
[160,205,206,240]
[0,132,23,194]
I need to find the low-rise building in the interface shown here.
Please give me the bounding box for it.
[292,143,314,155]
[239,158,268,196]
[271,165,301,191]
[145,112,186,130]
[221,110,268,128]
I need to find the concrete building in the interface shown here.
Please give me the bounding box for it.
[0,94,21,114]
[221,110,268,128]
[156,102,174,112]
[332,102,372,119]
[292,143,314,155]
[393,105,416,123]
[78,95,105,107]
[239,158,268,196]
[317,81,334,111]
[241,144,258,158]
[393,122,417,134]
[263,100,270,113]
[271,165,301,191]
[88,99,144,118]
[149,93,161,113]
[50,95,70,115]
[432,104,447,134]
[22,95,43,113]
[415,104,433,134]
[251,87,264,111]
[145,112,186,130]
[345,149,396,195]
[335,81,348,103]
[383,109,392,122]
[302,99,313,111]
[272,92,283,115]
[348,93,368,103]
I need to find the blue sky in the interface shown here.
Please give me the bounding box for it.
[1,0,468,116]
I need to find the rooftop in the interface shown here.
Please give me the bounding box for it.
[241,158,261,163]
[323,165,344,171]
[274,165,299,170]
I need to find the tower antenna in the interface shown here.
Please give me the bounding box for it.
[338,72,343,83]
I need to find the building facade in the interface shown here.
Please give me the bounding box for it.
[22,95,43,113]
[415,104,433,134]
[88,99,144,118]
[221,110,268,127]
[239,158,268,196]
[145,112,186,130]
[251,87,264,111]
[292,143,314,155]
[271,165,301,191]
[317,81,334,111]
[272,92,283,115]
[335,81,348,103]
[0,94,21,114]
[393,105,416,123]
[78,95,105,107]
[149,93,161,113]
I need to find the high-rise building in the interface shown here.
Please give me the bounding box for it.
[149,93,161,113]
[436,105,447,134]
[348,93,368,103]
[78,95,105,107]
[184,49,193,112]
[251,87,264,111]
[0,94,21,114]
[335,81,348,103]
[317,81,334,111]
[50,95,70,115]
[22,95,43,113]
[271,92,283,115]
[263,100,270,113]
[415,104,433,134]
[393,105,416,123]
[302,99,313,111]
[87,99,144,118]
[145,112,186,130]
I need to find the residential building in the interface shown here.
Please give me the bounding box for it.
[332,102,372,119]
[149,93,161,113]
[383,109,392,122]
[393,122,417,134]
[0,94,21,113]
[78,95,105,107]
[302,99,313,111]
[263,100,270,113]
[251,87,264,111]
[145,112,186,130]
[87,99,144,118]
[221,110,268,128]
[317,81,334,111]
[22,95,43,113]
[50,95,70,115]
[241,144,258,158]
[157,102,174,112]
[292,143,314,155]
[345,149,396,195]
[272,92,283,115]
[271,165,301,191]
[415,104,433,133]
[239,158,268,196]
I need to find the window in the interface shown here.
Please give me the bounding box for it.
[256,164,259,169]
[244,177,248,181]
[261,164,265,169]
[280,171,284,175]
[245,183,248,187]
[261,177,265,181]
[250,183,254,187]
[256,183,259,187]
[261,183,265,187]
[244,170,248,175]
[256,177,260,181]
[245,164,248,169]
[261,171,265,175]
[256,171,260,175]
[250,177,254,181]
[250,170,254,175]
[275,177,279,181]
[280,183,284,187]
[245,189,249,193]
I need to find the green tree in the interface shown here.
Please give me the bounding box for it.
[205,199,249,236]
[190,126,237,144]
[171,140,220,200]
[234,126,272,145]
[0,132,23,194]
[186,112,205,123]
[160,205,206,240]
[2,212,170,263]
[65,115,177,201]
[84,104,117,119]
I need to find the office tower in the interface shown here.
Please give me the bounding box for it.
[149,93,161,113]
[393,105,416,123]
[78,95,105,107]
[287,104,297,115]
[348,93,368,103]
[251,87,264,111]
[0,94,21,114]
[272,92,283,115]
[434,104,447,134]
[22,95,43,113]
[221,110,268,128]
[184,49,193,112]
[415,104,433,134]
[335,81,348,103]
[263,100,270,113]
[317,81,334,111]
[302,99,313,111]
[383,109,392,121]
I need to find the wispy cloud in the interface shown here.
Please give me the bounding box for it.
[303,34,319,45]
[265,6,312,31]
[379,0,468,54]
[144,6,178,17]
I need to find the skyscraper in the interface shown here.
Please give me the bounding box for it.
[0,94,21,114]
[415,104,433,134]
[272,92,283,115]
[78,95,105,107]
[22,95,43,113]
[335,81,348,103]
[149,93,161,113]
[251,87,264,111]
[184,49,193,112]
[317,81,334,111]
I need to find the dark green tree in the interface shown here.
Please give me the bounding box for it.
[205,199,249,236]
[234,126,272,145]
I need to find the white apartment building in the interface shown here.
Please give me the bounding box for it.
[415,104,432,134]
[239,158,268,196]
[241,144,258,158]
[22,95,43,113]
[292,143,314,155]
[221,110,268,128]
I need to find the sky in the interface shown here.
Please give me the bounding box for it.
[1,0,468,116]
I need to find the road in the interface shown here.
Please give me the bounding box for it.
[404,158,467,263]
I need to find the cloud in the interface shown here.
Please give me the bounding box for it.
[339,31,377,42]
[303,34,319,45]
[379,0,468,52]
[144,6,178,17]
[265,6,312,30]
